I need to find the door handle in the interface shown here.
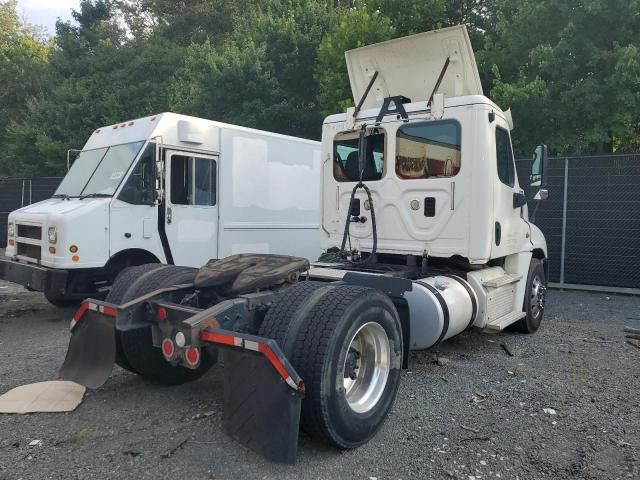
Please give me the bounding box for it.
[167,207,172,224]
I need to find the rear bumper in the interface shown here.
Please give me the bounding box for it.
[0,256,68,293]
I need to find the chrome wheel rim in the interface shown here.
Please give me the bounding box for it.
[342,322,390,414]
[530,275,546,319]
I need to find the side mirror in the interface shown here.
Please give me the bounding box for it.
[66,149,82,171]
[529,144,549,188]
[154,142,165,203]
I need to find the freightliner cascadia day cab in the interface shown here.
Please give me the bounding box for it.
[1,113,321,305]
[58,26,549,462]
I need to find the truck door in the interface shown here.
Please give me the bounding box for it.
[490,121,529,258]
[164,150,219,266]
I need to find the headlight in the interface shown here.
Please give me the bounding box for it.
[48,227,57,244]
[7,222,15,237]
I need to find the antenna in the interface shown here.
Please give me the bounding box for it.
[427,57,450,107]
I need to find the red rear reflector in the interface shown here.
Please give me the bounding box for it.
[156,307,168,321]
[162,339,174,359]
[185,347,200,366]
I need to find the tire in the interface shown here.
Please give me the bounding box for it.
[107,263,168,372]
[288,285,403,449]
[513,258,546,333]
[118,265,216,385]
[258,281,333,352]
[44,290,82,307]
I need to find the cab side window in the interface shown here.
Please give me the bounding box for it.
[118,143,155,204]
[496,127,515,187]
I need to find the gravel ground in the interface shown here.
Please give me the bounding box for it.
[0,282,639,480]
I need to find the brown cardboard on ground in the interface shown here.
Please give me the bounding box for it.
[0,381,86,414]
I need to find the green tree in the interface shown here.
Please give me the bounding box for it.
[5,0,185,175]
[480,0,640,155]
[315,7,395,116]
[0,0,51,175]
[170,0,336,139]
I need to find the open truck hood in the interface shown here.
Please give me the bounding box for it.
[345,25,483,110]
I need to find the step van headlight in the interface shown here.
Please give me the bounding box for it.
[48,227,57,244]
[7,222,15,238]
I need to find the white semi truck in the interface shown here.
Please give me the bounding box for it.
[59,26,549,463]
[1,113,321,305]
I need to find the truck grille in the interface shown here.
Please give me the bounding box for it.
[17,224,42,240]
[17,243,42,261]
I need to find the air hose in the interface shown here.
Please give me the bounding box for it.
[339,180,377,264]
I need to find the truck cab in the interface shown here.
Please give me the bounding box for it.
[2,113,321,305]
[318,25,549,333]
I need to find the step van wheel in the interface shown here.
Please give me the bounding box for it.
[513,258,547,333]
[44,289,83,307]
[107,263,168,372]
[118,266,215,385]
[290,285,403,449]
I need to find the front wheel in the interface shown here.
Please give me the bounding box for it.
[514,258,547,333]
[44,289,82,307]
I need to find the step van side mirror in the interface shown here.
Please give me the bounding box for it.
[153,140,165,203]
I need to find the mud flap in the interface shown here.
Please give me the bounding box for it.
[59,310,116,389]
[221,347,303,464]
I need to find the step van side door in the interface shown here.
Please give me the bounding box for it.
[164,150,219,267]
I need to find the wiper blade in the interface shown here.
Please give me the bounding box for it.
[52,194,79,199]
[79,193,112,199]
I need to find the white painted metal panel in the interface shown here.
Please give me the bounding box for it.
[345,25,482,111]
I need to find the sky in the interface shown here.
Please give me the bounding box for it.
[16,0,80,35]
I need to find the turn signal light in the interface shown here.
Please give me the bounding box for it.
[49,246,56,254]
[8,239,14,246]
[71,255,80,263]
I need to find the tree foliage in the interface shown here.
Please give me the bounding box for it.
[0,0,639,175]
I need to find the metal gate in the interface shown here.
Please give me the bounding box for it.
[517,153,640,292]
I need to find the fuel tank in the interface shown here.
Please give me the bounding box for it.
[404,274,478,349]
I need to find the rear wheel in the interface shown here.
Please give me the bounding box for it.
[118,265,216,385]
[261,283,403,449]
[107,263,168,372]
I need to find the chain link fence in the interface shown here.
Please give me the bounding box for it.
[1,154,640,292]
[0,177,63,247]
[517,153,640,292]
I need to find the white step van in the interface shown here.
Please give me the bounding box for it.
[1,113,321,305]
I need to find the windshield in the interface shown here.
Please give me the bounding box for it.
[54,141,145,197]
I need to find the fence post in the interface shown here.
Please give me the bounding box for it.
[559,157,569,286]
[29,179,33,204]
[21,179,25,207]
